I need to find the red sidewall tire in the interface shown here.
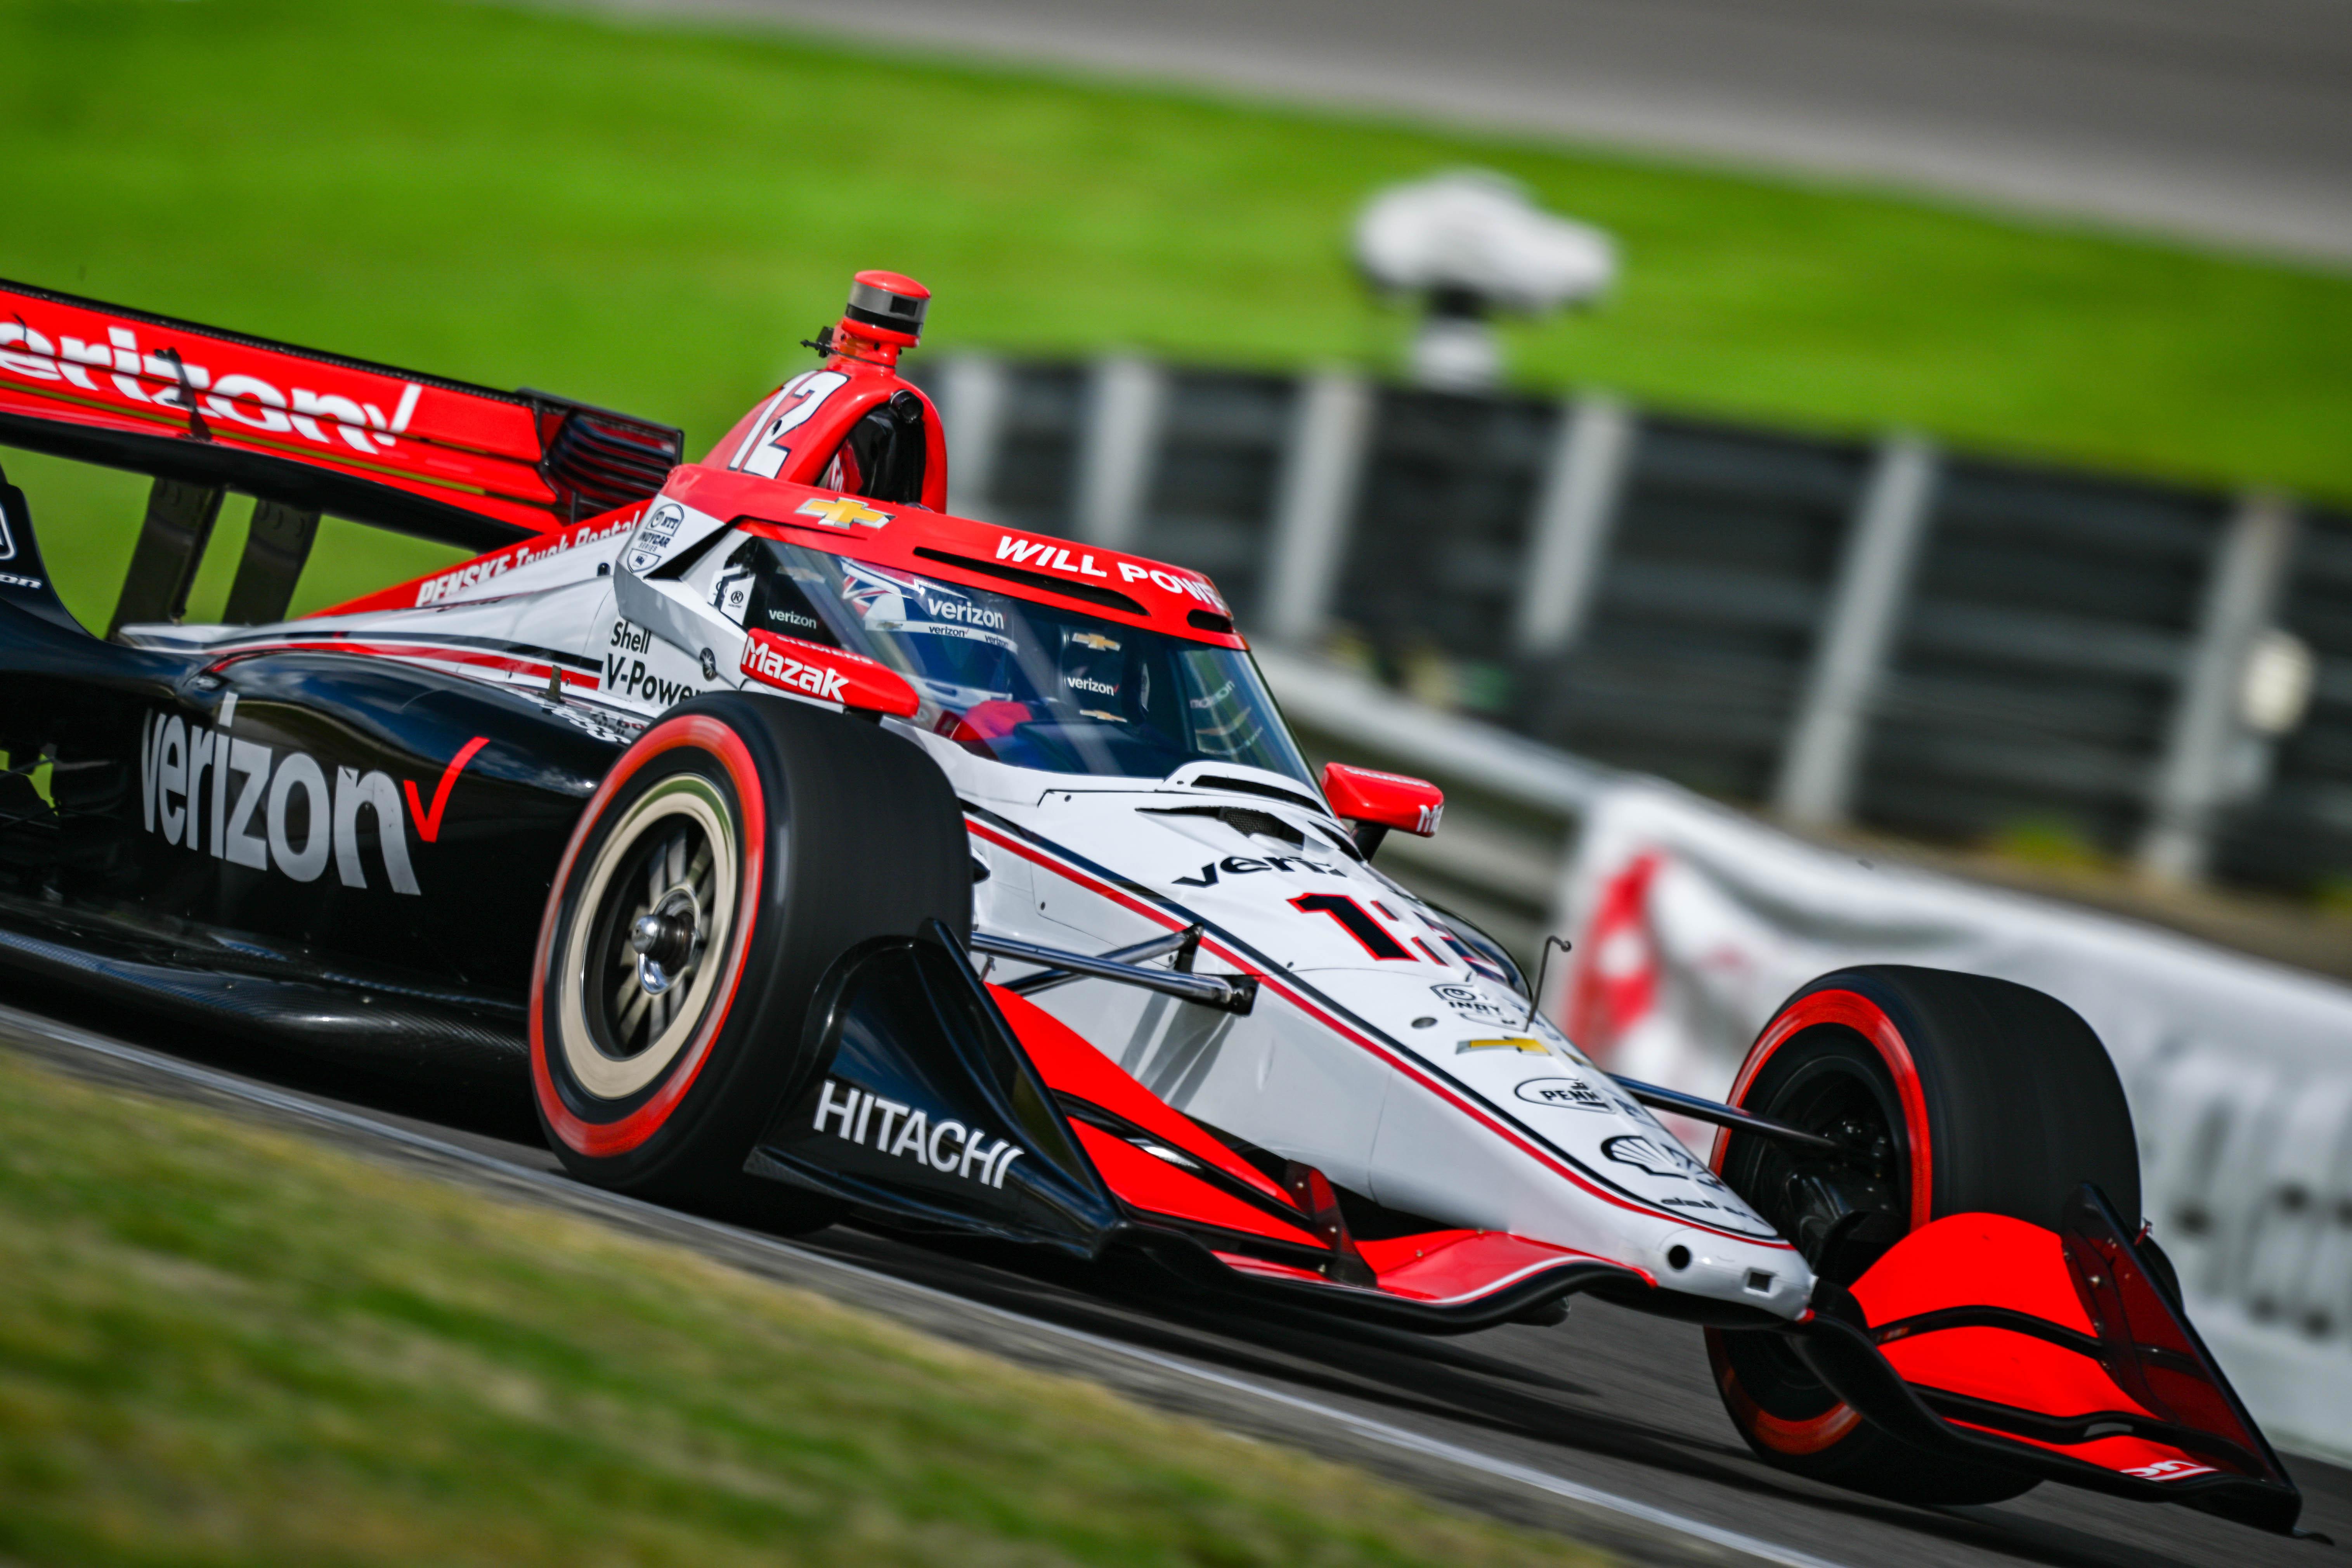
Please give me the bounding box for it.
[530,692,971,1209]
[1704,965,2139,1506]
[1716,988,1934,1230]
[530,713,764,1162]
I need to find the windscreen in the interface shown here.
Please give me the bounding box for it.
[714,537,1312,786]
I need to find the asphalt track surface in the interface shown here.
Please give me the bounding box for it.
[573,0,2352,266]
[9,986,2350,1568]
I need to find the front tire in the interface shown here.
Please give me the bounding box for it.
[530,693,969,1220]
[1707,965,2139,1507]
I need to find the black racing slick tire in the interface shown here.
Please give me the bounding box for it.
[1706,965,2140,1507]
[530,693,970,1222]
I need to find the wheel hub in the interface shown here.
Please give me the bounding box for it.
[630,889,701,995]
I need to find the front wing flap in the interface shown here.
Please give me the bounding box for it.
[1791,1186,2303,1534]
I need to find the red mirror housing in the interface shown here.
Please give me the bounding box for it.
[740,630,919,719]
[1322,763,1443,858]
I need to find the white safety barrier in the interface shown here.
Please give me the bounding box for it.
[1548,780,2352,1460]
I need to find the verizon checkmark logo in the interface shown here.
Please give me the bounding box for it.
[403,736,489,843]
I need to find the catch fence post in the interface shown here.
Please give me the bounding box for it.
[1512,395,1636,659]
[1071,355,1166,552]
[938,352,1009,520]
[2138,491,2302,885]
[1263,370,1373,648]
[1772,434,1940,830]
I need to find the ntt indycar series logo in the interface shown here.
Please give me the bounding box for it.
[811,1079,1026,1187]
[137,702,487,896]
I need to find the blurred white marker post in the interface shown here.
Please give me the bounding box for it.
[1354,170,1618,390]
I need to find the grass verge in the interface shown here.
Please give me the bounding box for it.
[4,0,2351,631]
[0,1047,1611,1568]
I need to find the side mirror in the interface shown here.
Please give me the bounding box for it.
[741,630,919,719]
[1321,762,1443,859]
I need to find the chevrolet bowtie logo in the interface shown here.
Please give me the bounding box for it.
[796,496,892,529]
[1456,1037,1549,1055]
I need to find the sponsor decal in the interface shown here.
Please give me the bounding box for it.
[1188,677,1236,711]
[0,572,43,592]
[0,317,421,454]
[811,1078,1026,1187]
[714,572,755,623]
[414,511,640,607]
[1514,1076,1612,1111]
[402,736,490,844]
[0,502,12,560]
[623,501,687,576]
[137,709,486,896]
[741,638,848,703]
[924,594,1003,631]
[794,495,891,529]
[601,619,717,708]
[740,631,916,715]
[1064,673,1117,696]
[1456,1037,1548,1055]
[1430,981,1517,1026]
[1600,1132,1751,1220]
[1601,1135,1693,1178]
[2123,1459,2217,1482]
[1168,853,1348,888]
[841,563,1012,647]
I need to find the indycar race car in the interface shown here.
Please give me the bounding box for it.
[0,272,2307,1534]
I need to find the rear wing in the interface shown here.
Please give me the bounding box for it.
[0,278,682,553]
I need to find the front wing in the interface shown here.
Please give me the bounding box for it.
[748,924,2307,1531]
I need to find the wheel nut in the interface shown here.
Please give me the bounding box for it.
[630,911,691,969]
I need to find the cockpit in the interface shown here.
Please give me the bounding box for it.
[713,534,1312,787]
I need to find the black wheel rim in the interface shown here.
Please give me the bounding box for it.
[586,813,718,1061]
[1717,1026,1911,1420]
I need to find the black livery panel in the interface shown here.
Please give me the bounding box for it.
[0,591,627,1054]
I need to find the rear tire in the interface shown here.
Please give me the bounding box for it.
[530,693,969,1225]
[1707,965,2139,1507]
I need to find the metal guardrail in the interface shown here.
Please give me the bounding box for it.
[914,354,2352,906]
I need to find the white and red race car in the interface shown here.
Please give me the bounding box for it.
[0,272,2303,1534]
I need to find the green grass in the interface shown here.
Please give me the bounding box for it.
[5,0,2351,631]
[0,1048,1612,1568]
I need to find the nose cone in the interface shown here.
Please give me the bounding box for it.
[1651,1228,1814,1318]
